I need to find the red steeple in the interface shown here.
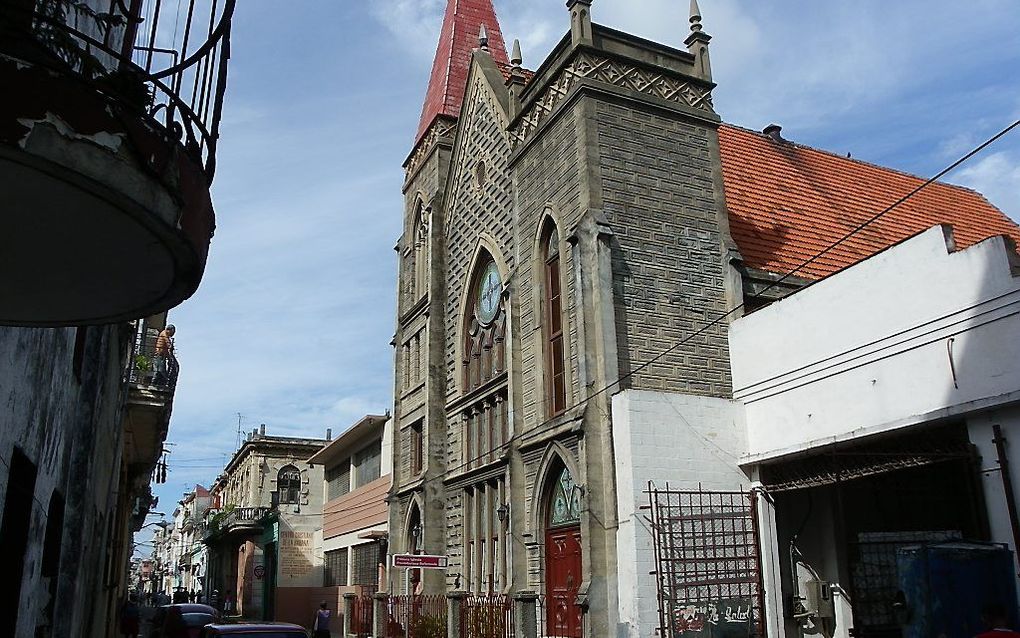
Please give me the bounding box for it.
[415,0,508,144]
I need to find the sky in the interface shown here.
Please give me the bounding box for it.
[140,0,1020,537]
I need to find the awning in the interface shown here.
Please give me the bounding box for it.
[760,424,974,492]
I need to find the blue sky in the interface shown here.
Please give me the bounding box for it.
[142,0,1019,530]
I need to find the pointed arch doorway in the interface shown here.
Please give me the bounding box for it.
[544,463,583,637]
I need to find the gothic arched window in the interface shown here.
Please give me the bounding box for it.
[542,222,567,416]
[463,253,506,390]
[411,203,429,301]
[277,465,301,504]
[548,466,581,527]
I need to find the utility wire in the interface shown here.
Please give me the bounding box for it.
[161,116,1020,529]
[390,115,1020,487]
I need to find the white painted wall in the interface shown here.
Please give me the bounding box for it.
[611,389,749,638]
[968,405,1020,573]
[730,226,1020,462]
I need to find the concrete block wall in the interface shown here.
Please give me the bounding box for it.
[595,101,732,397]
[611,389,748,638]
[511,102,584,430]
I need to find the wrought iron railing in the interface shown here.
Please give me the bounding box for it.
[385,594,447,638]
[461,594,513,638]
[126,323,179,391]
[3,0,235,181]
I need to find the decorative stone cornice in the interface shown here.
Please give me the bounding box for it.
[510,49,714,149]
[404,117,458,181]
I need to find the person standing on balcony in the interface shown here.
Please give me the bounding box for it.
[153,324,175,385]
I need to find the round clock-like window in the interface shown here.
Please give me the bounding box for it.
[476,261,502,324]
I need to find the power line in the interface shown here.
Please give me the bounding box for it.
[392,114,1020,491]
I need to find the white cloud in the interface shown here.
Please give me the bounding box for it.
[952,151,1020,222]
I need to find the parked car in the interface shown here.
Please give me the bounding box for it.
[200,623,308,638]
[150,604,221,638]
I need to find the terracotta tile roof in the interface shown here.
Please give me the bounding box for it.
[416,0,508,144]
[495,60,535,85]
[718,124,1020,280]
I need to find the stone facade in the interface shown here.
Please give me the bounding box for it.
[387,3,735,636]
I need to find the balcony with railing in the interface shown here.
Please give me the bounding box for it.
[204,506,271,542]
[123,318,179,481]
[0,0,236,325]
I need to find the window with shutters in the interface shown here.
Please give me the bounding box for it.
[542,221,567,416]
[410,420,424,476]
[323,548,348,586]
[277,465,301,504]
[351,542,381,586]
[326,459,351,501]
[354,441,381,488]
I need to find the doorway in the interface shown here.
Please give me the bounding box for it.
[544,464,583,638]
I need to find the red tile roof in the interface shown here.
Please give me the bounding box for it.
[718,124,1020,279]
[416,0,508,144]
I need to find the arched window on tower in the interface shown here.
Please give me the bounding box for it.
[277,465,301,505]
[542,222,567,415]
[411,203,429,301]
[463,253,506,390]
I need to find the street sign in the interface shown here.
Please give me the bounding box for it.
[392,553,448,569]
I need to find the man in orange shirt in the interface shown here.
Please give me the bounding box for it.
[153,324,175,385]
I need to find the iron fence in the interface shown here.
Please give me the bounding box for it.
[385,594,447,638]
[351,594,374,638]
[461,594,513,638]
[646,484,764,638]
[5,0,235,181]
[536,594,584,638]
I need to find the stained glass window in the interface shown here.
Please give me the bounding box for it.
[549,466,581,526]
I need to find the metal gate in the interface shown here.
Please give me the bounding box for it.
[646,484,765,637]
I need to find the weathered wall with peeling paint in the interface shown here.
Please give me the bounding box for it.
[0,324,130,638]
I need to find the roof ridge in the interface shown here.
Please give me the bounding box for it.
[718,122,996,201]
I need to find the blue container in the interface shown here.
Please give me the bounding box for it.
[897,542,1018,638]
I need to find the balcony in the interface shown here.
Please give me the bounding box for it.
[123,319,179,481]
[0,0,235,326]
[205,506,271,542]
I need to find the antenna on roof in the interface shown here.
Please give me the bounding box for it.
[235,413,243,449]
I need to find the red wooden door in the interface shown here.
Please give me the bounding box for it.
[545,525,582,637]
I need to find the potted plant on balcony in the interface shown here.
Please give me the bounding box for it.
[134,353,153,383]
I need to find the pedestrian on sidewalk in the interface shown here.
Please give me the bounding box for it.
[312,601,331,638]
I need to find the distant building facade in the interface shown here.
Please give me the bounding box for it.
[204,428,327,623]
[308,414,393,611]
[386,1,1020,636]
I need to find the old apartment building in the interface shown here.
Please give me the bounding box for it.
[384,0,1020,637]
[0,1,235,636]
[204,428,327,623]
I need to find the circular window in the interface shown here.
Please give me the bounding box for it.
[474,160,487,189]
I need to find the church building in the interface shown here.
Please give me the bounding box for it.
[385,1,1020,636]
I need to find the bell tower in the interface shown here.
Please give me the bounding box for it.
[389,0,509,594]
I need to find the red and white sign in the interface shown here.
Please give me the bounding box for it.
[392,554,448,569]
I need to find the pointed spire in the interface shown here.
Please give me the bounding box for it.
[689,0,703,33]
[508,38,526,120]
[684,0,712,81]
[415,0,509,144]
